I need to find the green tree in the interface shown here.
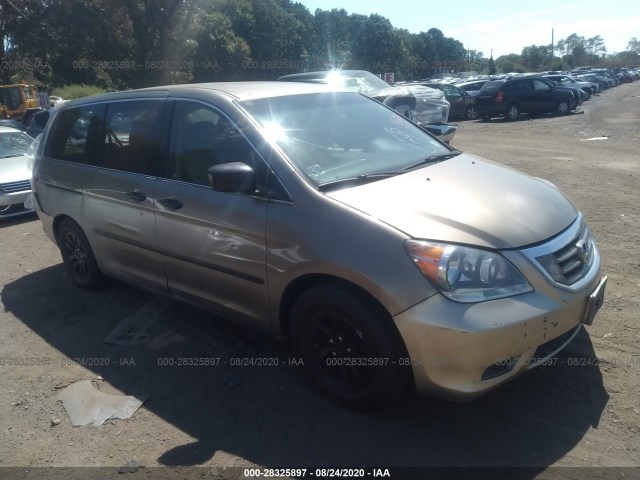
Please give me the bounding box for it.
[191,11,251,82]
[521,45,552,71]
[311,8,353,69]
[350,14,403,73]
[495,54,524,73]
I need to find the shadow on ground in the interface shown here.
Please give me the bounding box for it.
[2,265,609,473]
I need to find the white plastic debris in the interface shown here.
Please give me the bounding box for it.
[56,380,147,427]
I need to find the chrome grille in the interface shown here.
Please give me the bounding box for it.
[0,180,31,193]
[535,222,594,286]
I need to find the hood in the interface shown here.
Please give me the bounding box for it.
[370,85,450,124]
[326,153,577,249]
[0,154,31,184]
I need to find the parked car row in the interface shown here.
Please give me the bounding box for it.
[0,99,62,218]
[410,66,639,123]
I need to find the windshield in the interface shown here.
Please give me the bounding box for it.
[240,92,451,187]
[0,131,32,158]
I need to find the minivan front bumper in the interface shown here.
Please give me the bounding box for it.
[393,226,605,399]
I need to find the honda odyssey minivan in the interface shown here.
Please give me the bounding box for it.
[31,82,607,409]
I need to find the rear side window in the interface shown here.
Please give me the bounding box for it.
[45,104,106,165]
[504,80,532,93]
[102,100,165,175]
[479,81,504,93]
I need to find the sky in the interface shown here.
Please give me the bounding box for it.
[299,0,640,58]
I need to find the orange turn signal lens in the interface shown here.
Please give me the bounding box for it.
[405,242,444,284]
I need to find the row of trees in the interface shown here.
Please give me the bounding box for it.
[495,34,640,74]
[1,0,638,91]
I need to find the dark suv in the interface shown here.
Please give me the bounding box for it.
[474,77,576,121]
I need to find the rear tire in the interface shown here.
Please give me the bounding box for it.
[504,103,520,121]
[465,105,479,120]
[57,219,104,289]
[290,283,412,410]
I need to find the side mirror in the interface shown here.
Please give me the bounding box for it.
[208,162,256,194]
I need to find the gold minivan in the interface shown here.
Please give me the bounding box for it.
[31,82,607,409]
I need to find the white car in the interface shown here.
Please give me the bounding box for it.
[49,95,65,107]
[0,126,34,218]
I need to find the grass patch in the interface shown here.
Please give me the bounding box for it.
[51,84,106,100]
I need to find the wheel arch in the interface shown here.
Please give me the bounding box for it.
[52,214,76,245]
[278,273,394,340]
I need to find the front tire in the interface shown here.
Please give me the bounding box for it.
[291,284,411,410]
[57,219,103,289]
[557,99,571,115]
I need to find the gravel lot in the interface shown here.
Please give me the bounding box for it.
[1,82,638,479]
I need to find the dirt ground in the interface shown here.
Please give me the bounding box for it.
[0,82,638,479]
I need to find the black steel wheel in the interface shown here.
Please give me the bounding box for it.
[57,219,103,289]
[291,283,411,410]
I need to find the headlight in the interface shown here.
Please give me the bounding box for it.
[405,240,533,303]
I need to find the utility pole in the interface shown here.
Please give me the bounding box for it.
[551,28,554,57]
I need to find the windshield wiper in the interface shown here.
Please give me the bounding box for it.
[402,150,462,171]
[318,171,402,192]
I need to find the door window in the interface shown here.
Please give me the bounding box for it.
[102,100,165,175]
[533,80,551,92]
[168,101,264,189]
[442,85,462,97]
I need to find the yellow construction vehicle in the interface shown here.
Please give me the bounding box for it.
[0,84,41,121]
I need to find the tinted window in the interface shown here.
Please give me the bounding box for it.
[33,111,50,127]
[102,100,164,175]
[532,79,551,92]
[504,80,531,93]
[479,81,504,93]
[168,101,263,188]
[441,85,462,97]
[45,104,106,164]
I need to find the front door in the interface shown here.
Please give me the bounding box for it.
[154,100,270,327]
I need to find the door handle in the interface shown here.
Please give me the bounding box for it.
[126,189,146,202]
[158,196,183,210]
